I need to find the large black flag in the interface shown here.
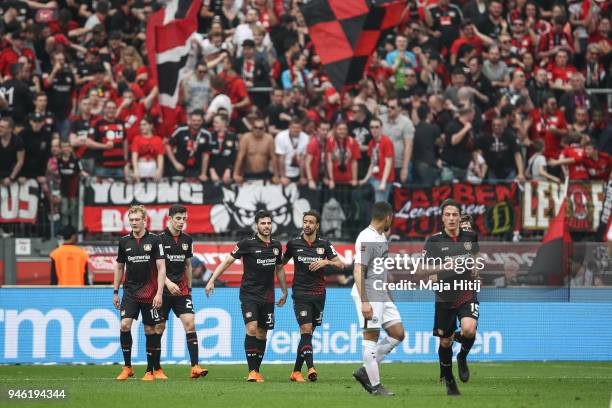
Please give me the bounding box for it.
[300,0,406,92]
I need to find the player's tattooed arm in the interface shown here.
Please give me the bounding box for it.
[205,254,237,297]
[275,264,288,307]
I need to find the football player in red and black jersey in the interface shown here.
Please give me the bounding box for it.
[283,210,343,382]
[155,205,208,379]
[206,210,288,382]
[419,200,481,396]
[113,205,166,381]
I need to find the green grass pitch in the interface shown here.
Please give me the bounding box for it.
[1,362,611,408]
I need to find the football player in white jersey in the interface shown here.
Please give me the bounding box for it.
[351,201,405,397]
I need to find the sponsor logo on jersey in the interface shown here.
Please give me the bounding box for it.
[256,258,277,265]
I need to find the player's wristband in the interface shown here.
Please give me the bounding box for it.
[113,289,119,294]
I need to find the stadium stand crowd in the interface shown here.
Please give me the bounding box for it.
[0,0,611,236]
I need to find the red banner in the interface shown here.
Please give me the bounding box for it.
[0,179,39,223]
[81,179,220,233]
[392,183,520,238]
[82,204,214,234]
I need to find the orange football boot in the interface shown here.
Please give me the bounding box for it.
[141,371,155,381]
[190,365,209,378]
[247,370,259,382]
[116,366,134,381]
[290,371,306,382]
[307,367,318,382]
[153,368,168,380]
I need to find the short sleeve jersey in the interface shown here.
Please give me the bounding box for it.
[116,231,165,303]
[231,235,283,303]
[158,228,193,296]
[423,229,480,306]
[283,235,338,298]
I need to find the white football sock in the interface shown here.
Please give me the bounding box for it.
[362,339,380,387]
[376,336,401,363]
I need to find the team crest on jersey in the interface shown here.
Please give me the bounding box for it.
[121,310,125,317]
[464,242,472,251]
[182,243,189,251]
[300,310,308,317]
[316,247,325,255]
[273,248,279,255]
[143,244,152,251]
[245,312,253,319]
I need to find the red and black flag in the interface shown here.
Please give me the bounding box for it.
[146,0,201,137]
[529,198,572,286]
[300,0,406,92]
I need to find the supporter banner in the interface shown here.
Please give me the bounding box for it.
[1,288,611,364]
[81,180,320,234]
[81,179,219,233]
[0,179,39,223]
[392,183,520,238]
[522,181,606,231]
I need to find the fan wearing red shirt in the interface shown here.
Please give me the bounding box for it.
[548,135,588,180]
[509,19,535,55]
[78,64,119,102]
[131,117,164,182]
[547,50,577,92]
[117,89,150,144]
[305,121,330,189]
[219,56,251,120]
[584,141,612,180]
[325,122,360,189]
[0,31,36,78]
[450,21,485,66]
[365,51,394,83]
[529,94,568,159]
[360,118,395,203]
